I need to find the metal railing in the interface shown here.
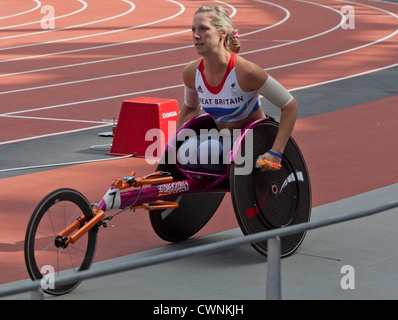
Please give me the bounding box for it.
[1,200,397,300]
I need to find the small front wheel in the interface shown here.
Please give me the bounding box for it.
[24,188,98,295]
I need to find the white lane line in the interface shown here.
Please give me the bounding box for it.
[1,0,395,96]
[0,0,393,104]
[214,0,237,18]
[0,45,193,78]
[0,0,252,77]
[1,61,397,146]
[0,0,41,21]
[2,56,397,120]
[0,0,181,50]
[264,0,398,71]
[0,123,112,146]
[289,61,398,92]
[0,0,135,41]
[0,0,88,30]
[0,114,111,124]
[0,0,220,63]
[0,154,133,174]
[0,0,288,95]
[0,29,191,63]
[0,84,184,116]
[0,0,240,68]
[242,0,345,56]
[0,0,288,93]
[0,0,396,145]
[0,63,186,95]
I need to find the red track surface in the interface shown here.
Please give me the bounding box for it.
[0,0,397,284]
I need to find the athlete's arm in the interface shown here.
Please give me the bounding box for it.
[237,57,298,170]
[176,61,201,129]
[177,102,201,129]
[270,97,298,155]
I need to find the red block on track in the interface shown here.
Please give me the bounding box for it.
[108,97,179,158]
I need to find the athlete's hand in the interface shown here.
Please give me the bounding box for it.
[257,152,282,171]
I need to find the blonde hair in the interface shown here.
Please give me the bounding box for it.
[195,5,241,53]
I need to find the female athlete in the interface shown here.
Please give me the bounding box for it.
[176,5,298,172]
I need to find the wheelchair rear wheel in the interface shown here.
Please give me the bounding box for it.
[230,119,311,257]
[149,152,225,242]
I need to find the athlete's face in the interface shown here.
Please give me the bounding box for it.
[191,12,225,54]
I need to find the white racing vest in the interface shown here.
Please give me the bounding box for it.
[195,54,261,122]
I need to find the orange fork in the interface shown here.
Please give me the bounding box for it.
[56,207,105,246]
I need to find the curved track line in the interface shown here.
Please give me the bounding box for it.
[1,2,396,119]
[0,0,87,31]
[0,1,290,93]
[0,114,110,124]
[0,1,185,61]
[0,0,41,21]
[0,63,186,95]
[0,0,278,78]
[262,0,398,70]
[229,0,291,37]
[1,0,396,96]
[0,2,395,101]
[242,0,345,55]
[1,59,396,146]
[0,0,231,62]
[0,0,339,88]
[290,61,398,92]
[0,0,136,43]
[0,45,192,78]
[2,56,397,121]
[0,29,190,63]
[0,0,396,143]
[0,155,132,174]
[0,123,111,146]
[0,0,394,90]
[0,84,184,116]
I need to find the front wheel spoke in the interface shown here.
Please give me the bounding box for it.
[66,247,77,273]
[34,241,55,258]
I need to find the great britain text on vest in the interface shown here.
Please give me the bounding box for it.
[200,96,244,106]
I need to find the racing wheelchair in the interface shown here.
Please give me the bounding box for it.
[24,113,311,295]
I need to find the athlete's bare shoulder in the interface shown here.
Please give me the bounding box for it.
[235,56,268,91]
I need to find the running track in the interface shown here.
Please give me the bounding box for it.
[0,0,397,286]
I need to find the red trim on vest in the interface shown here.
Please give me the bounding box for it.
[198,54,236,95]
